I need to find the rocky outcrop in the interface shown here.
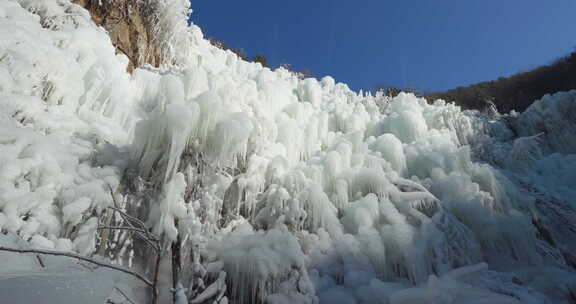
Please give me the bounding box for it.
[72,0,162,72]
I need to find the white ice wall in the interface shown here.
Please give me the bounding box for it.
[1,1,575,303]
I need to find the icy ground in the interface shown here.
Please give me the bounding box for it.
[0,0,575,303]
[0,234,147,303]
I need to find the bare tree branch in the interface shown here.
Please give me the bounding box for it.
[36,254,45,268]
[98,226,148,234]
[108,206,154,236]
[105,184,161,304]
[0,246,152,287]
[106,206,160,250]
[114,286,137,304]
[98,225,158,251]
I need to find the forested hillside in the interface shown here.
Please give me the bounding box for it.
[428,51,576,112]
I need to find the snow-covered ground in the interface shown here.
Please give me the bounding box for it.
[1,0,575,303]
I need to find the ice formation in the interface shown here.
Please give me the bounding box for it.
[1,0,576,303]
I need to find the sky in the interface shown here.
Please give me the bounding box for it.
[189,1,576,93]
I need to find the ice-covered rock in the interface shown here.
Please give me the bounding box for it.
[1,0,575,303]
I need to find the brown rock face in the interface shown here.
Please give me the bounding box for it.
[73,0,162,72]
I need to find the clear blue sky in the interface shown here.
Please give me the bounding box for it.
[189,1,576,93]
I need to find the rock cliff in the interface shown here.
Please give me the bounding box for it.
[72,0,162,72]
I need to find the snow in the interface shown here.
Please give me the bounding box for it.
[208,229,313,304]
[1,0,576,303]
